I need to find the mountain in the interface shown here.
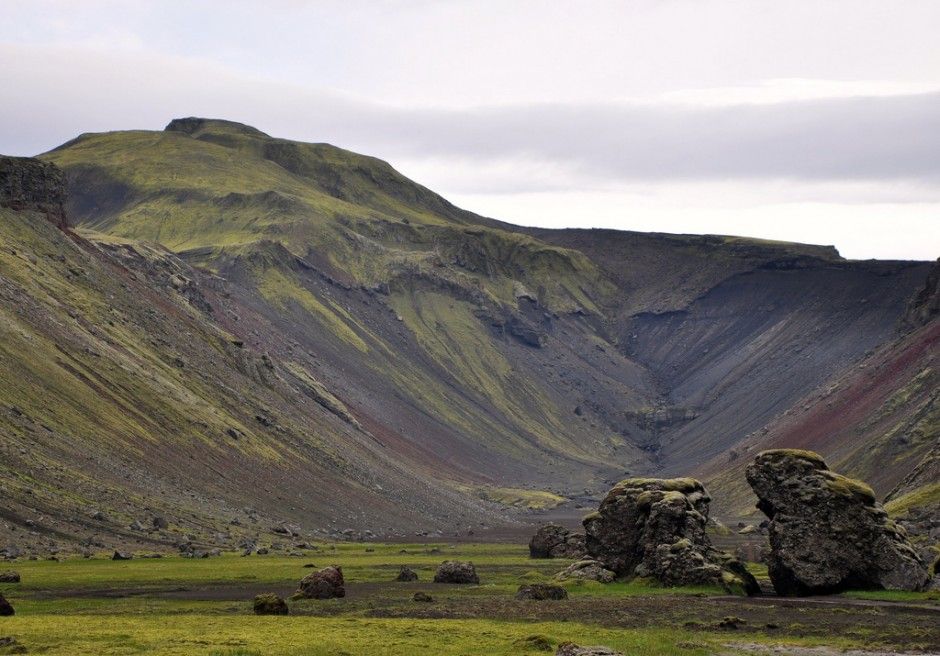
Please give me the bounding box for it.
[0,118,933,553]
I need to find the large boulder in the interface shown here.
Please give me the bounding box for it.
[529,524,585,559]
[296,565,345,599]
[0,571,19,583]
[746,449,930,595]
[583,478,759,595]
[433,560,479,584]
[0,593,13,616]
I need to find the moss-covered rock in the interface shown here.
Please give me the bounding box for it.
[746,449,930,595]
[252,593,289,615]
[583,477,758,595]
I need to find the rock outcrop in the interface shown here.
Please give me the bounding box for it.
[0,156,67,227]
[900,258,940,331]
[433,560,479,584]
[253,593,289,615]
[583,478,759,595]
[529,523,585,559]
[746,449,930,595]
[296,565,345,599]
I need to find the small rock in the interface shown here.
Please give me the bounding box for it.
[253,593,289,615]
[516,583,568,600]
[433,560,479,584]
[396,565,418,582]
[411,591,433,602]
[0,571,20,583]
[111,551,132,561]
[554,559,616,584]
[555,642,623,656]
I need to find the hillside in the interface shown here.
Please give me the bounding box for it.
[699,260,939,521]
[0,118,933,553]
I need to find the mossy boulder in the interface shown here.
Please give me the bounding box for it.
[252,593,289,615]
[583,477,758,595]
[746,449,930,595]
[433,560,479,584]
[295,565,345,599]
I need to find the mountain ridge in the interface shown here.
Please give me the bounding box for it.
[0,118,934,554]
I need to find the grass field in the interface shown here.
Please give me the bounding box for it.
[1,542,938,655]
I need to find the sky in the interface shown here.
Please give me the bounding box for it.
[1,0,938,260]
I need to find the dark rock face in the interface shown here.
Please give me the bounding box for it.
[555,642,623,656]
[529,524,585,559]
[253,593,289,615]
[746,449,930,595]
[584,478,759,595]
[0,593,13,616]
[112,551,133,561]
[296,565,345,599]
[900,258,940,331]
[395,565,418,582]
[0,156,67,227]
[0,571,19,583]
[433,560,479,584]
[515,583,568,600]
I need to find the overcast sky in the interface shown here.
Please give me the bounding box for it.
[2,1,938,259]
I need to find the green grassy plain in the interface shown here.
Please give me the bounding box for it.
[2,542,938,655]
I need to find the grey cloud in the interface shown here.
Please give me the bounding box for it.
[1,44,938,187]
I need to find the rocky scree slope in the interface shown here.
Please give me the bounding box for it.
[0,155,505,556]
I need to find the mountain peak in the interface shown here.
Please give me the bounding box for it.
[164,117,269,138]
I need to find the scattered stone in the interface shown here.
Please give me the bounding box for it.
[0,594,13,616]
[529,524,585,559]
[396,565,418,582]
[253,593,289,615]
[433,560,479,584]
[515,583,568,600]
[296,565,345,599]
[152,516,168,530]
[411,591,434,602]
[303,563,317,568]
[715,616,746,630]
[583,478,759,595]
[746,449,930,595]
[111,551,132,561]
[90,510,107,522]
[0,572,19,583]
[555,642,623,656]
[0,636,26,654]
[256,547,269,555]
[554,559,616,584]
